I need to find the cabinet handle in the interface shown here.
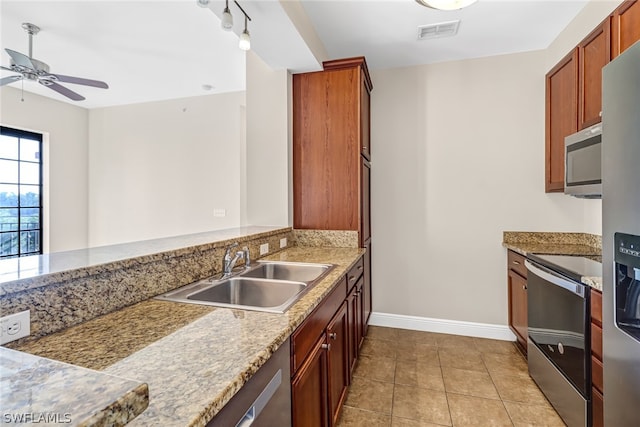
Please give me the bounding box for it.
[513,261,521,265]
[329,332,337,340]
[358,265,363,270]
[321,343,331,351]
[349,275,356,282]
[523,285,527,290]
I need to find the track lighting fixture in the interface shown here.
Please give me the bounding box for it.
[221,0,233,31]
[415,0,477,10]
[234,1,251,51]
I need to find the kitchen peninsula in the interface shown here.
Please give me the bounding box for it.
[1,227,366,426]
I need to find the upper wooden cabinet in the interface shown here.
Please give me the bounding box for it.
[545,49,578,193]
[578,18,611,130]
[612,0,640,58]
[293,57,373,246]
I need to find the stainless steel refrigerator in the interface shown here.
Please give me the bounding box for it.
[602,40,640,426]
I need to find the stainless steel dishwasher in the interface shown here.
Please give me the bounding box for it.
[207,338,291,427]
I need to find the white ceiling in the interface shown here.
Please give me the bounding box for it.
[0,0,590,109]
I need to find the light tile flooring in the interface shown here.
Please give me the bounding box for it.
[336,326,566,427]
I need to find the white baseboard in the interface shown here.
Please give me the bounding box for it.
[369,312,517,341]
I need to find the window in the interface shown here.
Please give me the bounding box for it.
[0,126,43,258]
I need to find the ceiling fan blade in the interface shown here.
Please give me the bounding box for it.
[0,75,23,86]
[5,49,35,69]
[41,81,85,101]
[1,65,15,72]
[51,73,108,89]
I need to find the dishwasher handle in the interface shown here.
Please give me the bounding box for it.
[235,369,282,427]
[525,260,586,298]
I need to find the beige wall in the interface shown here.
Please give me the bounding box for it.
[88,92,246,246]
[0,86,89,252]
[245,51,291,227]
[370,0,616,326]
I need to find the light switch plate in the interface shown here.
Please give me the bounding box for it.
[0,310,30,345]
[260,243,269,255]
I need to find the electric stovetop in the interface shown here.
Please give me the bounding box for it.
[526,253,602,282]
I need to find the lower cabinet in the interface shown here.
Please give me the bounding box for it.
[291,254,368,427]
[292,336,329,427]
[507,250,528,354]
[326,302,350,426]
[591,289,604,427]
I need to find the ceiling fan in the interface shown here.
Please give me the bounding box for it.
[0,23,109,101]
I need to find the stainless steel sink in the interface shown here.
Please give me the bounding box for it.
[155,261,334,313]
[241,261,333,283]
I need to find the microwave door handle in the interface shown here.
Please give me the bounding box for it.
[524,260,586,298]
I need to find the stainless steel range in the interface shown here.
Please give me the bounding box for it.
[525,253,602,427]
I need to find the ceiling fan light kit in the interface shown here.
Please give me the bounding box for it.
[1,22,109,101]
[415,0,478,11]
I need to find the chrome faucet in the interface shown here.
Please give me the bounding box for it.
[222,243,244,277]
[242,246,251,269]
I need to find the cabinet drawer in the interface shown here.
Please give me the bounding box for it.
[346,257,364,291]
[591,289,603,326]
[507,250,527,278]
[592,386,604,427]
[591,322,603,361]
[292,277,348,374]
[592,355,603,394]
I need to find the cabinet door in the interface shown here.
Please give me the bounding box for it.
[612,0,640,58]
[355,276,365,350]
[508,269,528,352]
[360,72,371,161]
[293,69,360,232]
[292,335,329,427]
[363,242,372,336]
[545,49,578,193]
[592,386,604,427]
[347,285,359,376]
[578,18,611,129]
[360,158,371,246]
[327,302,350,426]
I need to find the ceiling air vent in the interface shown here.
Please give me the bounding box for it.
[417,20,460,40]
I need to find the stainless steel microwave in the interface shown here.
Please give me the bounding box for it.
[564,123,602,198]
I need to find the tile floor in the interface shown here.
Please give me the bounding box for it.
[336,326,566,427]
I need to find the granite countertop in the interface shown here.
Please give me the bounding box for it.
[0,226,289,295]
[0,347,148,426]
[9,246,364,427]
[503,231,603,291]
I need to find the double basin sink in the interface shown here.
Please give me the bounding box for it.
[155,261,335,313]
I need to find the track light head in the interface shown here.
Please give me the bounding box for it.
[221,0,233,30]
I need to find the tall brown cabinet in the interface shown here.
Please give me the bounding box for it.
[293,56,372,321]
[292,57,373,426]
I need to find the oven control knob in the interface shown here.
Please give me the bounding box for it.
[558,342,565,354]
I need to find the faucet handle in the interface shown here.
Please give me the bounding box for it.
[243,246,251,268]
[224,242,239,259]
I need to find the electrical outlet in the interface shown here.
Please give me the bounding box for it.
[213,208,226,217]
[0,310,30,345]
[260,243,269,255]
[280,238,287,248]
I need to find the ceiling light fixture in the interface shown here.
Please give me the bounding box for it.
[196,0,210,8]
[415,0,477,11]
[221,0,233,31]
[234,1,251,51]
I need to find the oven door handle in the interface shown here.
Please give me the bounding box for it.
[524,260,586,298]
